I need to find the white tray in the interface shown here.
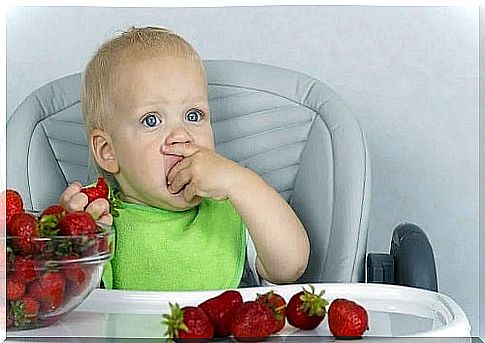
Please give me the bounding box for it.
[7,283,471,341]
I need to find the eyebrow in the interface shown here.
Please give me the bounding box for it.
[131,97,209,113]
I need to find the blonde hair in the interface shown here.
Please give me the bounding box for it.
[82,26,202,135]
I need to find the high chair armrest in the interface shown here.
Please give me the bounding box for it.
[367,222,438,292]
[367,253,394,284]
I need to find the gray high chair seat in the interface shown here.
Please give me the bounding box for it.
[7,60,436,288]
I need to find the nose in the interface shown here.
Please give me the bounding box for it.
[164,125,193,147]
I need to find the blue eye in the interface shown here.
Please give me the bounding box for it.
[142,113,161,127]
[185,110,204,122]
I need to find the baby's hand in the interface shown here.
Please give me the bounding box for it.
[163,143,246,204]
[60,181,113,226]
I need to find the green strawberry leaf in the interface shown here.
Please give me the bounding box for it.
[109,189,125,218]
[300,284,329,317]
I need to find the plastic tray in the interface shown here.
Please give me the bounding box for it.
[7,283,471,341]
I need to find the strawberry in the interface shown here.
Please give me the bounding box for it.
[81,177,109,203]
[199,290,243,337]
[10,295,40,328]
[58,211,97,236]
[8,212,39,255]
[12,256,37,283]
[256,290,287,333]
[61,256,92,296]
[5,189,24,228]
[7,276,26,300]
[328,298,369,338]
[62,259,88,284]
[28,271,66,312]
[97,234,110,253]
[163,302,214,342]
[21,295,40,319]
[230,301,276,341]
[38,204,66,235]
[286,285,329,330]
[41,204,66,217]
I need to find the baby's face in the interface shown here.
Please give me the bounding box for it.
[106,56,214,210]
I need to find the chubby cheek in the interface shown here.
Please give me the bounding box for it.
[195,127,215,151]
[116,142,165,185]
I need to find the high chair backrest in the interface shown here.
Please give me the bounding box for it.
[7,60,371,283]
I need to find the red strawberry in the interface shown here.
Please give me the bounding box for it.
[7,277,26,300]
[10,295,40,328]
[58,211,97,236]
[199,290,243,337]
[38,205,66,237]
[5,189,24,228]
[12,256,37,283]
[61,256,93,296]
[286,285,329,330]
[62,259,88,284]
[328,298,369,338]
[41,204,66,217]
[81,177,109,203]
[8,212,39,254]
[97,234,110,253]
[256,290,287,333]
[21,295,40,319]
[163,303,214,342]
[230,301,276,341]
[28,272,66,312]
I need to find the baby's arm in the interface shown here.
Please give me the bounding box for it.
[164,143,310,284]
[226,168,310,283]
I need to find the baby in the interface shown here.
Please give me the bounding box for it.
[61,26,310,291]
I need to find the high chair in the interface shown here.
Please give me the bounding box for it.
[6,60,437,291]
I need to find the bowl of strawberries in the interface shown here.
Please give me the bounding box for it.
[4,188,113,331]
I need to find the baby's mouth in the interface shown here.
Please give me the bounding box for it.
[164,154,184,186]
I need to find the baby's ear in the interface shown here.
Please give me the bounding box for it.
[91,128,120,174]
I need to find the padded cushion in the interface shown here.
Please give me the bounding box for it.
[7,60,370,282]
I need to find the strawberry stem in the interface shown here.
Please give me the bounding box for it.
[300,285,329,317]
[109,189,125,218]
[162,302,189,339]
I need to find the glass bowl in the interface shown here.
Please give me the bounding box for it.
[6,223,113,331]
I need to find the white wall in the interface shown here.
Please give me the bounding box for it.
[6,5,479,335]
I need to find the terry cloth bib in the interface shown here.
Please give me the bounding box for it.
[102,197,246,291]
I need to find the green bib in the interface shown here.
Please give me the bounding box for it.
[102,198,246,291]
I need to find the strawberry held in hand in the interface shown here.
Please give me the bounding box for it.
[199,290,243,337]
[286,285,329,330]
[163,302,214,342]
[328,298,369,339]
[256,290,287,333]
[81,177,109,203]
